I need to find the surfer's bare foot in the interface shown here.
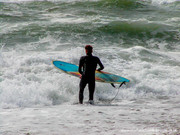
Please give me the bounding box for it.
[88,100,94,105]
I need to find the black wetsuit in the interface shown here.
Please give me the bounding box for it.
[78,54,104,104]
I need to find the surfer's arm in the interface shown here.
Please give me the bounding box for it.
[78,57,84,75]
[97,58,104,71]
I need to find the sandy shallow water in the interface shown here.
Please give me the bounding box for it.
[1,98,179,135]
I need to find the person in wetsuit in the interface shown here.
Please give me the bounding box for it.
[78,45,104,104]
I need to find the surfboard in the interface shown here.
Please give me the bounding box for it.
[52,60,130,84]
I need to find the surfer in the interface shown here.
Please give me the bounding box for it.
[78,45,104,104]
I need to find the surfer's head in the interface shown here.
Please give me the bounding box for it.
[85,45,93,55]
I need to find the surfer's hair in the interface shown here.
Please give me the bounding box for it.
[85,45,93,51]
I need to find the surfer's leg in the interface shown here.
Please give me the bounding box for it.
[88,80,95,101]
[79,79,87,104]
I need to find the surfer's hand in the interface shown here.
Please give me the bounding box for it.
[80,74,82,79]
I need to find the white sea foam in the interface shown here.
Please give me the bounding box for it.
[1,43,180,109]
[0,45,84,108]
[151,0,180,5]
[0,100,179,135]
[0,0,99,3]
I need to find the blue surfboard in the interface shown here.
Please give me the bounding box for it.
[52,60,130,84]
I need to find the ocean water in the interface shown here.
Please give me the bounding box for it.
[0,0,180,134]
